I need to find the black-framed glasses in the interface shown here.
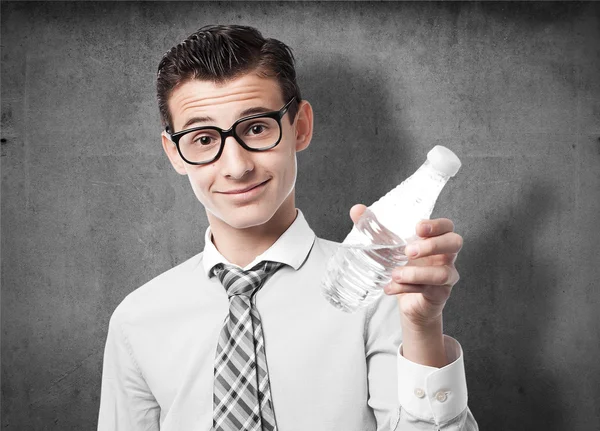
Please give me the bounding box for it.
[165,97,296,165]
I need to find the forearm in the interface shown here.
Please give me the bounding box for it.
[400,314,448,368]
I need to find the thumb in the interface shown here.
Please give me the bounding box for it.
[349,204,368,225]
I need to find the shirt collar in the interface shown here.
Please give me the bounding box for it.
[202,208,316,277]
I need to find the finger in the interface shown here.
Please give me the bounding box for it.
[385,282,452,304]
[349,204,367,225]
[416,218,455,238]
[384,283,423,295]
[391,265,460,287]
[405,232,463,259]
[407,253,458,267]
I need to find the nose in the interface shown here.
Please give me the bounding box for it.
[218,136,254,179]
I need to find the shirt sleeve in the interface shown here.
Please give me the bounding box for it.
[395,336,479,430]
[97,307,161,431]
[364,294,478,431]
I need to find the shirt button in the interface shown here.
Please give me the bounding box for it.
[435,391,448,402]
[414,388,425,398]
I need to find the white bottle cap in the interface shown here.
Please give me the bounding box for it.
[427,145,462,177]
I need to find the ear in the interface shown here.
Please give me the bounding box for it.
[161,131,188,175]
[294,100,313,153]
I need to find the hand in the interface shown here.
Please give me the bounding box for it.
[349,204,463,329]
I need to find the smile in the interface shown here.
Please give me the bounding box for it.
[218,180,270,200]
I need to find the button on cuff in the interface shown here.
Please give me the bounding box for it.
[414,388,425,398]
[435,391,448,403]
[397,335,469,424]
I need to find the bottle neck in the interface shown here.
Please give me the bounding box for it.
[420,159,451,184]
[367,159,452,240]
[406,160,451,203]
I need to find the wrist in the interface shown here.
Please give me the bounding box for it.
[401,312,443,334]
[400,314,447,368]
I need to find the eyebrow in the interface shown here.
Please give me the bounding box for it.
[180,106,274,131]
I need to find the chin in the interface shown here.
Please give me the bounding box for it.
[210,206,277,230]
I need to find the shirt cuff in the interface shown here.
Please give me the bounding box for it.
[397,335,468,425]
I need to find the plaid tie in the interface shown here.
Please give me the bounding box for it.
[210,261,286,431]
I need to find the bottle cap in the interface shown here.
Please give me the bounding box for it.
[427,145,462,177]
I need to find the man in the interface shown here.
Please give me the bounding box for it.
[98,25,478,430]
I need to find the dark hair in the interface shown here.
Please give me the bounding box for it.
[156,24,301,133]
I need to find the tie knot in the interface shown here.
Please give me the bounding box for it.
[211,261,285,298]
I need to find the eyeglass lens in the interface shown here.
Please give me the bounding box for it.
[178,116,281,163]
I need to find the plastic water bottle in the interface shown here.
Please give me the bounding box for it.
[321,145,462,313]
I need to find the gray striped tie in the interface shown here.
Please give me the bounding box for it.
[211,261,286,431]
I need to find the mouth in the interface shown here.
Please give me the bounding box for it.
[219,179,270,195]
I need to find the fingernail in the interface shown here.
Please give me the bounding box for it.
[406,244,418,257]
[393,270,402,282]
[421,223,432,235]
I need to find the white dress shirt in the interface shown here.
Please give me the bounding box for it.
[98,209,478,430]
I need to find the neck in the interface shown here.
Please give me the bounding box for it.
[207,196,298,268]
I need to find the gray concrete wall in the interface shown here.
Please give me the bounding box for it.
[2,2,599,430]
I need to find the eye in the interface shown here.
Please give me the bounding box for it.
[192,134,217,146]
[249,124,266,135]
[236,118,277,141]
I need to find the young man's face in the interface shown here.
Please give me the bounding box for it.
[161,73,312,231]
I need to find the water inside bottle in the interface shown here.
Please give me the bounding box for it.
[338,242,409,268]
[322,241,410,312]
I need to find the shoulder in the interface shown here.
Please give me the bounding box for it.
[109,251,204,326]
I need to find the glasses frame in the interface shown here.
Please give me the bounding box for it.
[165,97,296,166]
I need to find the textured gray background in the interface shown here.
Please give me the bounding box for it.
[2,1,599,430]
